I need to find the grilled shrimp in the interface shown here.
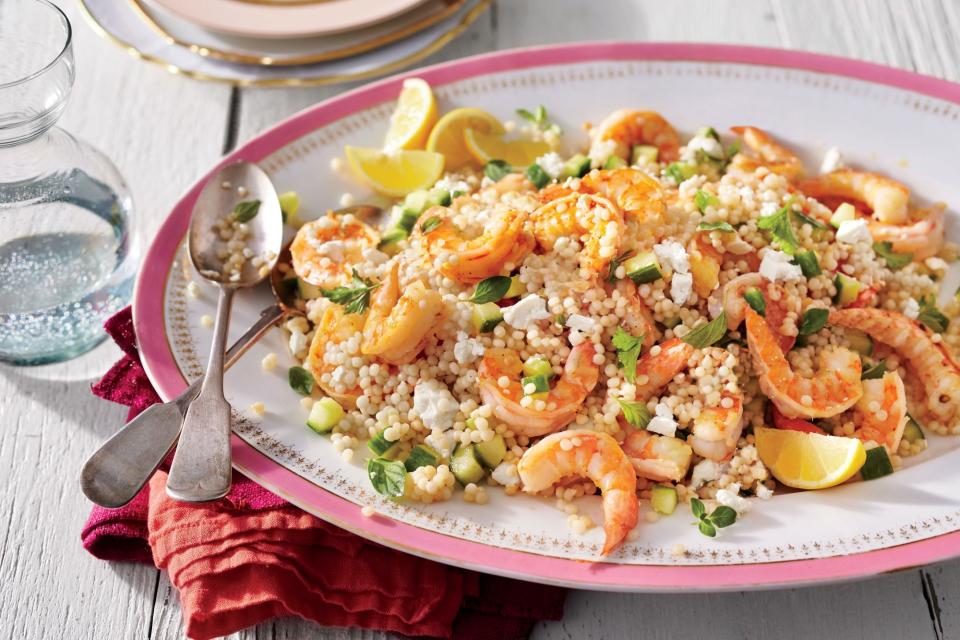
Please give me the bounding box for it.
[745,308,862,419]
[851,371,909,454]
[688,391,744,462]
[622,430,692,483]
[722,273,795,352]
[798,169,910,225]
[613,279,659,349]
[290,213,379,288]
[478,342,600,437]
[531,193,625,276]
[580,168,666,222]
[360,261,445,365]
[830,308,960,432]
[518,430,638,555]
[306,305,366,409]
[633,338,695,401]
[590,109,681,163]
[729,126,804,181]
[868,203,946,261]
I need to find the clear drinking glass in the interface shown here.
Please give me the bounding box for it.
[0,0,138,365]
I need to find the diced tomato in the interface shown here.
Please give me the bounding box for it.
[770,403,825,434]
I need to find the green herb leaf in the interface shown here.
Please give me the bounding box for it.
[233,199,261,223]
[709,505,738,528]
[612,327,644,384]
[320,269,379,314]
[697,220,735,233]
[367,458,407,497]
[757,206,799,255]
[725,140,742,158]
[695,190,720,213]
[607,250,633,284]
[525,163,549,189]
[665,162,695,184]
[744,288,766,316]
[861,361,887,381]
[420,216,442,234]
[690,497,706,520]
[873,241,913,270]
[798,307,829,336]
[681,312,728,349]
[698,520,717,537]
[616,399,652,429]
[484,159,512,181]
[794,250,822,278]
[555,314,567,327]
[793,210,828,230]
[516,108,537,122]
[918,296,949,333]
[469,275,512,304]
[288,366,315,396]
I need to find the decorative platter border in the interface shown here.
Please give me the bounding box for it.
[135,43,960,591]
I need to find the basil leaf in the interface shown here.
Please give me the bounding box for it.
[681,312,728,349]
[873,241,913,270]
[525,163,549,189]
[469,275,512,304]
[709,505,738,528]
[918,297,949,333]
[698,520,717,537]
[744,288,766,316]
[794,250,821,278]
[612,327,644,383]
[798,307,829,336]
[793,210,828,230]
[367,458,407,497]
[698,220,735,233]
[861,361,887,381]
[757,206,799,255]
[288,366,315,396]
[691,497,706,520]
[420,216,442,234]
[616,399,652,429]
[695,190,720,213]
[484,159,512,181]
[234,199,261,223]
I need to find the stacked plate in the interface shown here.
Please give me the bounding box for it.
[80,0,490,86]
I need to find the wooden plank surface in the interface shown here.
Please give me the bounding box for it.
[2,0,958,638]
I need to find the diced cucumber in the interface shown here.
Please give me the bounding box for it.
[903,416,925,443]
[403,190,430,215]
[650,484,678,515]
[795,250,821,278]
[405,444,440,471]
[830,202,857,228]
[631,145,659,165]
[833,273,863,306]
[845,329,873,356]
[427,188,452,207]
[860,446,894,480]
[397,208,422,233]
[559,154,591,179]
[367,429,402,460]
[744,288,766,316]
[475,434,507,469]
[297,279,323,300]
[505,275,525,298]
[521,374,550,394]
[623,251,663,284]
[603,155,627,170]
[450,445,485,484]
[377,227,408,254]
[665,161,697,183]
[278,191,300,226]
[522,356,554,379]
[306,398,344,435]
[471,302,504,333]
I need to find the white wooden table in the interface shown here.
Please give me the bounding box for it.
[4,0,960,637]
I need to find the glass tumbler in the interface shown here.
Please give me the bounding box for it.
[0,0,138,365]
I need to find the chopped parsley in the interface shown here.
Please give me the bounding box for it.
[612,327,644,384]
[616,399,652,429]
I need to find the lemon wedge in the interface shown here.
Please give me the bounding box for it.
[426,107,504,170]
[463,128,552,167]
[344,146,444,198]
[383,78,438,151]
[754,426,866,490]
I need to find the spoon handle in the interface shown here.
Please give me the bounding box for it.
[166,286,236,502]
[80,303,285,509]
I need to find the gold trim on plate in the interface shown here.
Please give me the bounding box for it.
[77,0,490,87]
[129,0,466,67]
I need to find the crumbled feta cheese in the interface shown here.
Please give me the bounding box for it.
[588,138,619,168]
[413,380,459,432]
[903,298,920,319]
[687,135,724,160]
[836,219,873,244]
[535,152,565,179]
[925,257,949,272]
[434,176,471,194]
[670,272,693,306]
[491,461,520,486]
[646,403,678,438]
[820,146,844,174]
[653,241,690,274]
[288,331,308,356]
[453,331,484,364]
[502,295,550,329]
[690,460,723,488]
[759,250,804,282]
[565,313,596,333]
[715,482,751,514]
[759,202,780,218]
[315,239,346,261]
[755,484,774,500]
[425,430,457,459]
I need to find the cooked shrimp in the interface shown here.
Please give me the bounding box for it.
[722,273,795,352]
[306,305,365,409]
[633,338,695,400]
[868,203,945,261]
[688,234,723,298]
[580,168,666,222]
[621,430,692,483]
[590,109,681,163]
[518,430,638,555]
[728,126,804,181]
[745,308,862,418]
[531,193,624,276]
[478,343,600,437]
[360,261,445,365]
[850,372,908,454]
[419,206,534,284]
[798,169,909,225]
[830,308,960,431]
[613,279,659,348]
[290,213,379,288]
[689,392,744,461]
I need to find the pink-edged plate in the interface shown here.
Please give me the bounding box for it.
[134,43,960,591]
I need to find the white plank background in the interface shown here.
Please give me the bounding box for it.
[3,0,959,638]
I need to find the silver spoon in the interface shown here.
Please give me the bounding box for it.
[165,162,283,502]
[79,205,382,508]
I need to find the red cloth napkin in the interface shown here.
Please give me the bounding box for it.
[81,308,566,639]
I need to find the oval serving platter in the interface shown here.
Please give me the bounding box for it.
[135,43,960,591]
